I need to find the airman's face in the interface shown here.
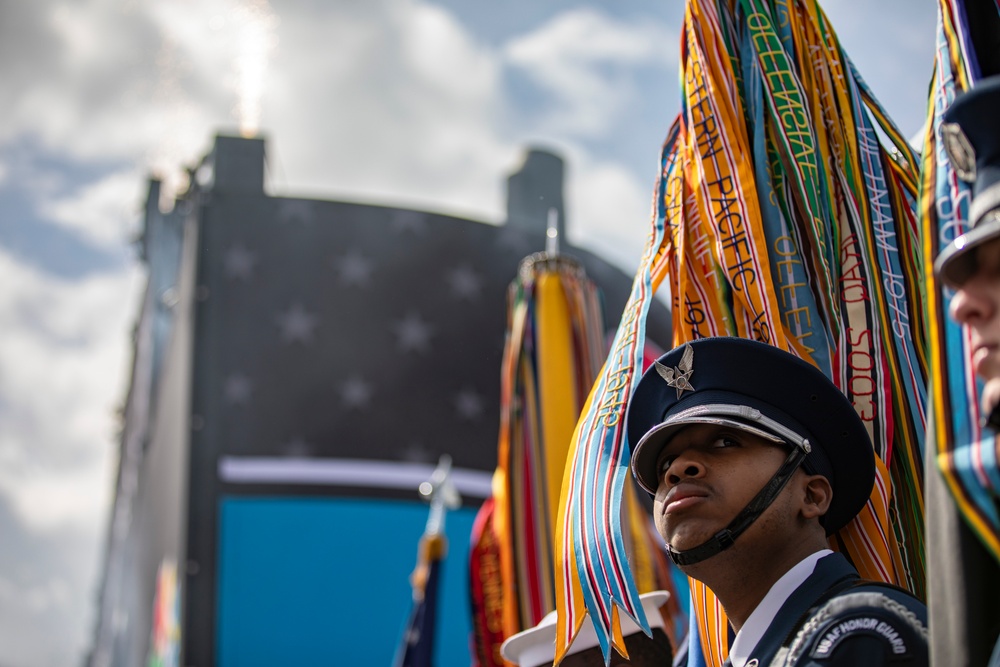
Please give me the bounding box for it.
[651,424,789,554]
[949,237,1000,418]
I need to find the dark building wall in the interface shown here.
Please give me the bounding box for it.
[506,148,566,241]
[181,198,671,666]
[92,135,673,667]
[132,204,198,665]
[88,190,192,667]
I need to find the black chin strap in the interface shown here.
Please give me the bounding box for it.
[667,444,809,567]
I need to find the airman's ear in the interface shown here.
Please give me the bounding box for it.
[800,474,833,522]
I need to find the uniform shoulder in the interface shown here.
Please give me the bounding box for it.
[771,587,928,667]
[847,582,927,619]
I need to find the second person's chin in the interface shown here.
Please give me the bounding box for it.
[982,379,1000,427]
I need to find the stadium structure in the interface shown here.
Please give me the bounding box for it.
[86,135,671,667]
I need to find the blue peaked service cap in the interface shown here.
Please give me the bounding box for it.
[627,337,874,535]
[935,75,1000,287]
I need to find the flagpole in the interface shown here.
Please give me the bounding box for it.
[419,454,461,537]
[394,455,461,667]
[545,207,560,257]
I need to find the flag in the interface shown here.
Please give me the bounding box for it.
[469,498,506,667]
[923,0,1000,571]
[921,0,1000,664]
[471,242,685,664]
[395,533,447,667]
[555,0,929,664]
[395,456,460,667]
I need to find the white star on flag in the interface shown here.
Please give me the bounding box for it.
[276,303,318,344]
[224,244,257,281]
[400,441,431,463]
[335,250,373,287]
[341,376,373,409]
[447,265,482,301]
[282,437,311,456]
[277,199,314,224]
[391,210,427,234]
[454,388,484,421]
[496,225,534,252]
[224,374,254,405]
[394,313,433,353]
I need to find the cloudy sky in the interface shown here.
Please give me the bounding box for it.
[0,1,937,665]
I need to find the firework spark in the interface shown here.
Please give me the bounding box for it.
[233,0,278,138]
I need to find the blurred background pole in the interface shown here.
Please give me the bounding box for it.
[394,456,460,667]
[469,227,683,666]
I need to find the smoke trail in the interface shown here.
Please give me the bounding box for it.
[233,0,278,138]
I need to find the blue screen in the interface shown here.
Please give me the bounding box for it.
[216,496,479,666]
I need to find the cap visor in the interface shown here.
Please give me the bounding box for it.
[935,215,1000,287]
[631,414,784,495]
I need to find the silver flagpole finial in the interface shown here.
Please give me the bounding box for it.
[419,454,461,536]
[545,207,560,256]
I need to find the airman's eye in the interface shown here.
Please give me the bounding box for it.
[659,455,676,473]
[716,437,738,448]
[976,238,1000,275]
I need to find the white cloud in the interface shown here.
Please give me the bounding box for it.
[21,577,72,614]
[504,8,676,137]
[0,248,139,666]
[0,0,272,200]
[49,3,113,71]
[0,0,670,230]
[566,149,654,272]
[260,0,517,221]
[0,0,521,220]
[506,7,670,66]
[0,530,100,667]
[402,3,497,102]
[63,0,516,222]
[40,169,145,250]
[0,247,143,532]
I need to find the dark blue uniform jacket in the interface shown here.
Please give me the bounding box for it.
[737,552,927,667]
